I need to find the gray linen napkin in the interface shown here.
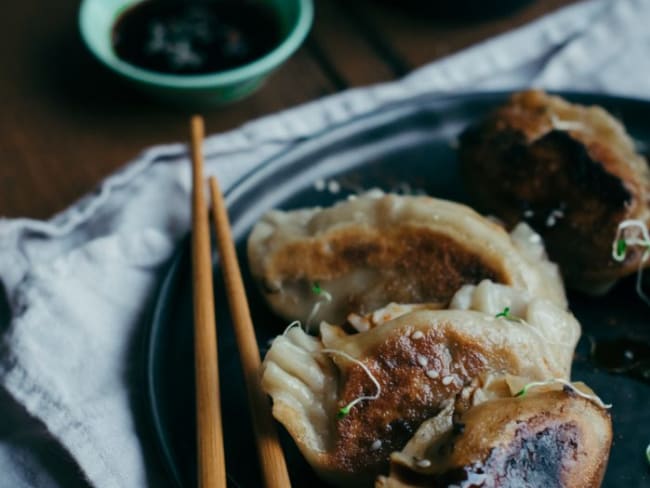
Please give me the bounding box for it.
[1,0,648,486]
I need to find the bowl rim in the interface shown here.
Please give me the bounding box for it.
[78,0,314,89]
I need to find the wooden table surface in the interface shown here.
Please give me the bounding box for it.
[1,0,578,219]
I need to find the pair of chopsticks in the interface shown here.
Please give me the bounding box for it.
[190,116,291,488]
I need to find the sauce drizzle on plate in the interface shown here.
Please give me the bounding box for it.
[591,337,650,383]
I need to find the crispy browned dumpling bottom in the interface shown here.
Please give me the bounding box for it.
[248,191,566,326]
[261,282,581,486]
[458,90,650,293]
[378,388,612,488]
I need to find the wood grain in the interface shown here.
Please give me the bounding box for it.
[208,176,291,488]
[0,0,578,219]
[190,116,227,488]
[350,0,582,69]
[308,0,396,88]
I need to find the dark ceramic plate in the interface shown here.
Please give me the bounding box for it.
[145,92,650,488]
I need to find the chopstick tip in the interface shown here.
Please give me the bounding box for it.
[191,114,205,132]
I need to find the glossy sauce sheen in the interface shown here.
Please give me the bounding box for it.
[112,1,282,75]
[592,337,650,383]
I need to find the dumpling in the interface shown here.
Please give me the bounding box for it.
[260,282,580,486]
[248,191,566,327]
[377,381,612,488]
[458,90,650,293]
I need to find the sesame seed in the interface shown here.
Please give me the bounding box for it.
[546,215,556,227]
[426,370,439,379]
[417,355,428,367]
[523,209,534,218]
[411,330,424,340]
[327,180,341,194]
[528,233,542,244]
[370,439,382,451]
[442,375,454,386]
[314,179,325,191]
[415,459,431,468]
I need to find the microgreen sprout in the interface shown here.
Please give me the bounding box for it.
[611,219,650,306]
[495,306,526,324]
[321,348,381,419]
[307,282,333,332]
[615,238,627,260]
[337,405,352,419]
[495,307,511,318]
[514,378,611,409]
[282,320,303,336]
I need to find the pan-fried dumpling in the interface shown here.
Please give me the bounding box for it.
[458,90,650,293]
[261,282,580,486]
[377,382,612,488]
[345,278,569,337]
[248,191,566,327]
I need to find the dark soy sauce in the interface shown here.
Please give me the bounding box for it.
[112,1,282,75]
[591,337,650,383]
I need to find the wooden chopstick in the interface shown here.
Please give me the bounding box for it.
[209,176,292,488]
[189,115,227,488]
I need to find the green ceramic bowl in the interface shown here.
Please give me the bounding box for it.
[79,0,314,107]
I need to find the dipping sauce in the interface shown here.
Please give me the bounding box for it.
[591,337,650,383]
[112,1,282,75]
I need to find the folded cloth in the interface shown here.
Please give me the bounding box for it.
[1,0,648,486]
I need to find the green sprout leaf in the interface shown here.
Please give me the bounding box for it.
[616,238,627,259]
[495,306,527,324]
[311,282,322,295]
[495,307,511,319]
[337,406,351,419]
[515,385,528,398]
[322,348,381,420]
